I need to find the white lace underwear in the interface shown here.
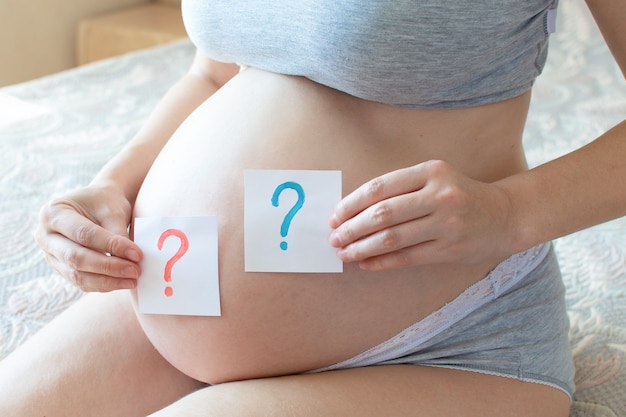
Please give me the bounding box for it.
[314,242,551,372]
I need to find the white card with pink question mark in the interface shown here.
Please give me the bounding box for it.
[134,216,220,316]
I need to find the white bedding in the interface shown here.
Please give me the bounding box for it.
[1,0,625,414]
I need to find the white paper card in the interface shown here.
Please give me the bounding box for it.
[134,216,220,316]
[244,169,343,273]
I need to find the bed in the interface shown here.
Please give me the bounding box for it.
[1,0,625,414]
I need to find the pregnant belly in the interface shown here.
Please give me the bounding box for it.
[131,69,507,384]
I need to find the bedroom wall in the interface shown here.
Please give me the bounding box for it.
[0,0,154,87]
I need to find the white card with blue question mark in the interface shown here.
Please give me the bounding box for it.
[244,169,343,273]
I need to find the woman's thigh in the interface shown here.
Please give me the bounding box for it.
[0,291,204,417]
[150,365,571,417]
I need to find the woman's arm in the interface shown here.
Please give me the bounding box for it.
[496,122,626,254]
[497,0,626,253]
[585,0,626,75]
[35,52,239,292]
[92,52,240,204]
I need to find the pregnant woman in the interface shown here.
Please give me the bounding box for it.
[2,0,626,415]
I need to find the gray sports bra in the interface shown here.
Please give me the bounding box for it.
[182,0,558,108]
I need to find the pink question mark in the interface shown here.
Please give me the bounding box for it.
[157,228,189,297]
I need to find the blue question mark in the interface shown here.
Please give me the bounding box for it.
[271,181,306,251]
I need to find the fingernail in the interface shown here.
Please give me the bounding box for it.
[121,279,137,290]
[328,212,339,228]
[125,249,140,262]
[123,266,139,278]
[336,248,348,261]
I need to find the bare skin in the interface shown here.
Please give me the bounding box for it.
[0,293,569,417]
[3,0,625,414]
[0,64,570,417]
[130,67,530,384]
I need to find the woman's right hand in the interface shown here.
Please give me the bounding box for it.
[34,184,143,292]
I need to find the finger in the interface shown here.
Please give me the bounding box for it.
[329,164,428,229]
[46,253,137,292]
[43,232,141,280]
[336,216,439,263]
[48,208,141,262]
[329,190,435,248]
[357,240,445,271]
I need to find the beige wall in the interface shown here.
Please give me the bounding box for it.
[0,0,153,87]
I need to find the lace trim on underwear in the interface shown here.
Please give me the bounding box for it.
[313,242,551,372]
[423,365,573,401]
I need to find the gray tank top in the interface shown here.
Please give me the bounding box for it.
[182,0,558,108]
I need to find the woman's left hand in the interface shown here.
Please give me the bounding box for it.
[329,160,517,271]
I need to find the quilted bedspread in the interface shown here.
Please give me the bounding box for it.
[1,0,625,414]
